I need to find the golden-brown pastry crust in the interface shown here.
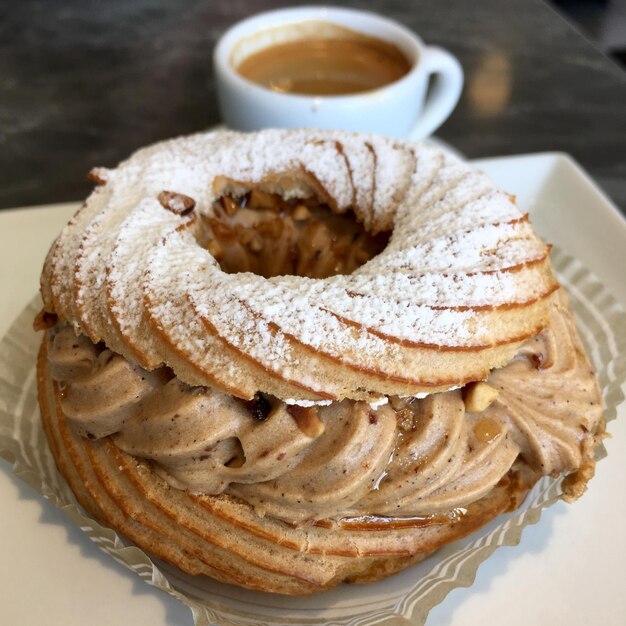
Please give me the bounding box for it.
[35,130,604,596]
[40,129,558,403]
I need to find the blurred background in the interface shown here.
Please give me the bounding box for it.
[1,0,624,211]
[553,0,626,66]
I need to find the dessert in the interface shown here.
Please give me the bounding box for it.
[35,129,604,594]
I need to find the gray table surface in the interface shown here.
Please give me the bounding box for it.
[1,0,625,213]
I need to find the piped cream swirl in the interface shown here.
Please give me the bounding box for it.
[47,291,603,523]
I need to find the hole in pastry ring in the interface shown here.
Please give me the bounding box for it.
[41,129,558,402]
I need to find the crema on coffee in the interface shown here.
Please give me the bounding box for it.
[236,23,412,96]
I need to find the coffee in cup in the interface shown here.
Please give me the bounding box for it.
[214,7,463,139]
[236,22,412,96]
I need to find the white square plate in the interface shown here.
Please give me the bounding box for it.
[0,153,624,626]
[475,152,626,304]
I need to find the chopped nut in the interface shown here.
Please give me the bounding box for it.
[248,234,264,252]
[207,218,235,240]
[86,167,107,186]
[354,246,372,264]
[33,310,58,331]
[206,238,224,261]
[286,405,325,438]
[235,225,255,245]
[292,204,311,220]
[257,217,284,238]
[389,396,413,411]
[221,196,239,217]
[397,408,417,433]
[463,382,499,413]
[248,189,280,212]
[158,190,196,216]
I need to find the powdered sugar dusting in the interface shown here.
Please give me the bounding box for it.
[41,129,558,401]
[49,186,111,328]
[106,200,188,366]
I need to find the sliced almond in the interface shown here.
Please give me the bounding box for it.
[158,190,196,216]
[463,382,499,413]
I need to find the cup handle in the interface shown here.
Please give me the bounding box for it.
[409,46,464,140]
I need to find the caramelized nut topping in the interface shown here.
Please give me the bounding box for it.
[248,189,280,212]
[221,196,239,217]
[248,234,264,252]
[463,382,499,413]
[354,247,372,264]
[257,217,284,238]
[286,405,325,438]
[205,238,224,261]
[86,167,107,186]
[158,190,196,216]
[292,204,311,220]
[198,192,389,279]
[33,310,58,331]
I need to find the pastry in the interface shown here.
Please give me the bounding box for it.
[35,129,604,594]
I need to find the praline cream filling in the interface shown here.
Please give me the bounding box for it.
[46,291,604,524]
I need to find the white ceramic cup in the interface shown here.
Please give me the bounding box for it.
[213,6,463,139]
